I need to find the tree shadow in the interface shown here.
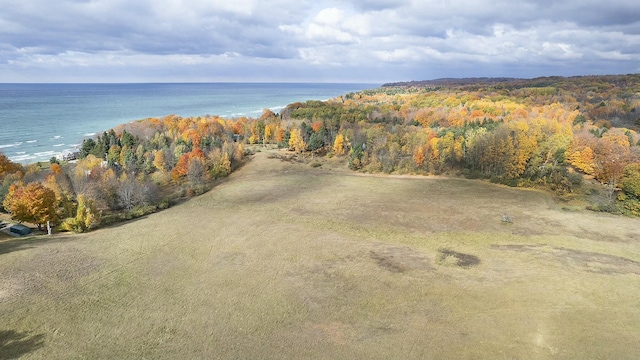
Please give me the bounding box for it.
[0,237,38,256]
[0,235,71,256]
[0,330,45,359]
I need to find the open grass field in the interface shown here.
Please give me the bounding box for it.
[2,149,640,359]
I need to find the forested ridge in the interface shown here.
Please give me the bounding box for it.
[279,74,640,213]
[2,74,640,233]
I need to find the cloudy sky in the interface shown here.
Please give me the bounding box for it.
[1,0,639,83]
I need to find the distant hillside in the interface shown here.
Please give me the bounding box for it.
[382,74,640,90]
[382,77,522,87]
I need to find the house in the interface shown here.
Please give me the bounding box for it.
[63,151,80,161]
[233,134,244,142]
[10,224,31,236]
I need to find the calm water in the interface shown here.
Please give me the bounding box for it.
[0,83,373,163]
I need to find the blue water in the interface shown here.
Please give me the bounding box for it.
[0,83,374,163]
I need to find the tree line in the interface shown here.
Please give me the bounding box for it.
[2,74,640,232]
[274,75,640,215]
[1,115,245,232]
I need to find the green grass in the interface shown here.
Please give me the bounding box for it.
[1,149,640,359]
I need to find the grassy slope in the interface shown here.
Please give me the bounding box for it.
[1,150,640,359]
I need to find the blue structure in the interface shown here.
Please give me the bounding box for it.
[10,224,31,236]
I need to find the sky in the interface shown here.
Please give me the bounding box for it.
[0,0,639,83]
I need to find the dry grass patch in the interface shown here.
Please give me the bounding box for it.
[435,248,481,268]
[1,149,640,359]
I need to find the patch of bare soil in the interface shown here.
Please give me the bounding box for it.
[306,322,355,346]
[267,152,306,164]
[436,248,481,268]
[492,244,640,275]
[369,245,433,273]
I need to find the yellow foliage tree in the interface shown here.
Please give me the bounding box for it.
[153,149,166,173]
[453,137,465,162]
[74,154,103,179]
[428,137,440,162]
[333,134,345,155]
[264,125,273,145]
[44,174,75,219]
[569,146,595,174]
[236,143,244,161]
[289,128,306,153]
[61,194,101,233]
[212,152,232,179]
[510,121,539,178]
[414,146,425,168]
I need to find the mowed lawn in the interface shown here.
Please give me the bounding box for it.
[2,150,640,359]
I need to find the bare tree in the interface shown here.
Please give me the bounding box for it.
[117,175,138,211]
[187,157,206,185]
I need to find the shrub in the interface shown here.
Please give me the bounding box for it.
[158,198,170,210]
[130,204,157,218]
[348,146,364,170]
[622,197,640,216]
[567,172,584,186]
[586,202,620,214]
[462,169,482,179]
[621,164,640,197]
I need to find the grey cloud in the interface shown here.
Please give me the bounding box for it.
[344,0,410,11]
[0,0,303,57]
[0,0,638,82]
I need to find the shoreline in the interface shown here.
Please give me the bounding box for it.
[1,83,371,165]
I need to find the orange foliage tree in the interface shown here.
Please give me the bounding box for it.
[171,146,206,181]
[0,153,23,178]
[3,182,58,230]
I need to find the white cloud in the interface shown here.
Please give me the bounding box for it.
[305,23,357,44]
[374,48,429,62]
[314,7,344,25]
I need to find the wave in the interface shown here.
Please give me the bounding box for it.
[34,150,56,157]
[228,107,284,118]
[9,154,37,162]
[61,147,79,154]
[50,135,63,140]
[26,140,38,143]
[52,143,65,147]
[0,142,23,149]
[83,132,96,137]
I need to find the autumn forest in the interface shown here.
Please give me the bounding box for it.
[2,74,640,232]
